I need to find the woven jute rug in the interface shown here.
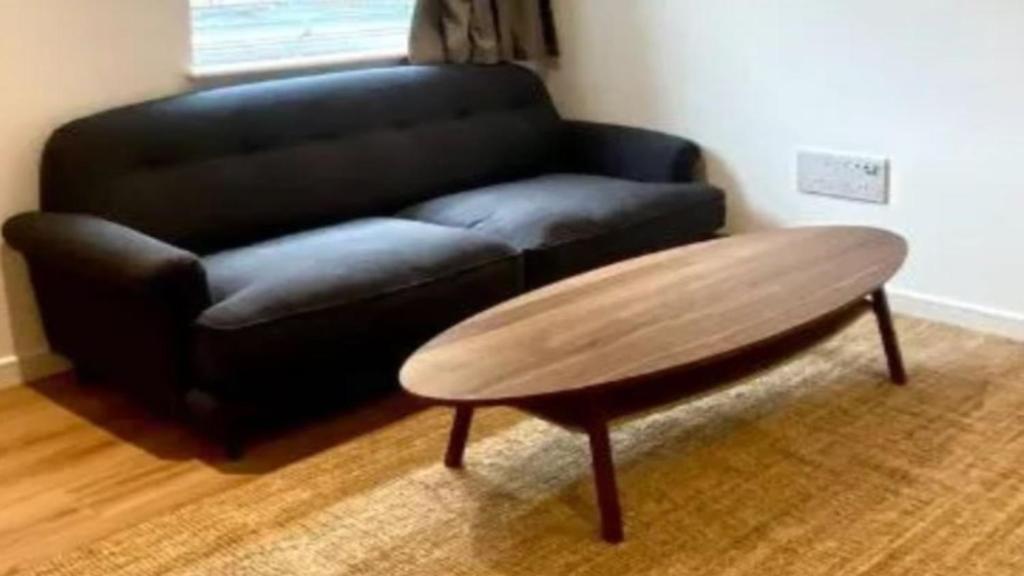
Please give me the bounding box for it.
[25,316,1024,575]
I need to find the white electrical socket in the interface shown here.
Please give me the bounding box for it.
[797,149,890,204]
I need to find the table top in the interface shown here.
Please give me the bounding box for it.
[400,226,907,405]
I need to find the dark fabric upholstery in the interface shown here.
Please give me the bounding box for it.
[398,174,726,286]
[3,213,209,305]
[561,121,704,183]
[194,218,520,392]
[41,65,560,252]
[2,213,210,413]
[6,63,727,451]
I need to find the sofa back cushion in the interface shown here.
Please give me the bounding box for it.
[40,65,561,252]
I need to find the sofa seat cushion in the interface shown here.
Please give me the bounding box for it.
[397,174,725,286]
[195,217,520,391]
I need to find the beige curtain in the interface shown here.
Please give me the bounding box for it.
[409,0,559,64]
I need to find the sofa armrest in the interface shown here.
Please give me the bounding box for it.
[3,212,210,314]
[561,121,703,183]
[3,212,211,413]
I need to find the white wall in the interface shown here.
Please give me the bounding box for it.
[0,1,192,386]
[548,0,1024,338]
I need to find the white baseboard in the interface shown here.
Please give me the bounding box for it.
[888,288,1024,342]
[0,350,71,390]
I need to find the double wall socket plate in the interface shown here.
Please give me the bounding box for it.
[797,149,890,204]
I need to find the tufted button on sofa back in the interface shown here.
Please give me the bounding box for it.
[40,65,561,253]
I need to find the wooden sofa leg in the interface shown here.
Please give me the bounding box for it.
[185,388,246,461]
[223,431,246,461]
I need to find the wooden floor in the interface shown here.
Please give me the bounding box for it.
[9,317,1024,576]
[0,373,419,575]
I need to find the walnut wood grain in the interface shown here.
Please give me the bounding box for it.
[515,299,874,431]
[401,226,908,405]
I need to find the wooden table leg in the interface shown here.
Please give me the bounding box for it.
[871,287,908,385]
[445,407,474,469]
[586,412,624,543]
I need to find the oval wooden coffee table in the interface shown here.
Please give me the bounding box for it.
[401,226,908,543]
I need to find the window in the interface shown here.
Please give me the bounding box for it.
[190,0,416,72]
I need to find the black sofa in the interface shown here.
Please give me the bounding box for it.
[3,65,725,455]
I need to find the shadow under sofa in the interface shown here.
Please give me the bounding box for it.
[3,64,726,457]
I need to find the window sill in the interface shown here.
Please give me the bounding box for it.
[188,50,409,84]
